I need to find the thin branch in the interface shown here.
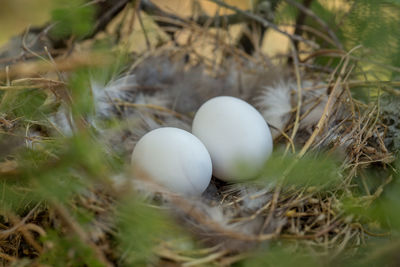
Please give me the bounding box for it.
[291,0,314,52]
[87,0,131,39]
[206,0,319,48]
[140,0,246,28]
[285,0,343,49]
[299,46,361,157]
[284,41,303,155]
[0,203,40,238]
[52,202,112,267]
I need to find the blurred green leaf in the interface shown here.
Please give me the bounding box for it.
[68,68,95,118]
[40,230,104,267]
[115,196,180,265]
[258,151,341,188]
[50,0,95,39]
[237,243,320,267]
[0,89,47,120]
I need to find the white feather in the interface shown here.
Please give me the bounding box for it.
[91,74,137,118]
[300,81,328,130]
[48,105,75,136]
[255,81,293,138]
[135,92,170,107]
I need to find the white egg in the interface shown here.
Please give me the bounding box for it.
[192,96,273,181]
[131,127,212,195]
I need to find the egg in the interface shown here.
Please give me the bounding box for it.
[192,96,273,181]
[131,127,212,195]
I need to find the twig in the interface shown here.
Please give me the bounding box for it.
[206,0,319,48]
[136,5,151,50]
[298,46,360,157]
[5,66,10,86]
[284,41,303,155]
[52,202,112,267]
[21,26,52,64]
[9,212,43,253]
[88,0,131,39]
[0,252,16,262]
[0,203,40,238]
[169,195,280,242]
[45,46,64,81]
[259,181,282,234]
[140,0,246,29]
[183,250,228,267]
[285,0,343,49]
[0,52,113,80]
[290,0,314,52]
[115,100,191,121]
[0,78,66,91]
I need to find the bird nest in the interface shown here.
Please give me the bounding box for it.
[0,2,398,266]
[121,48,394,265]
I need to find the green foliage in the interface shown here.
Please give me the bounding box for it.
[68,52,129,122]
[237,243,321,267]
[89,51,130,87]
[40,230,104,267]
[276,0,400,81]
[51,0,95,39]
[0,137,101,212]
[68,68,96,118]
[274,1,298,24]
[115,196,180,265]
[346,164,400,230]
[0,180,38,214]
[320,0,400,79]
[343,1,400,70]
[0,90,48,120]
[0,63,177,265]
[258,150,341,188]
